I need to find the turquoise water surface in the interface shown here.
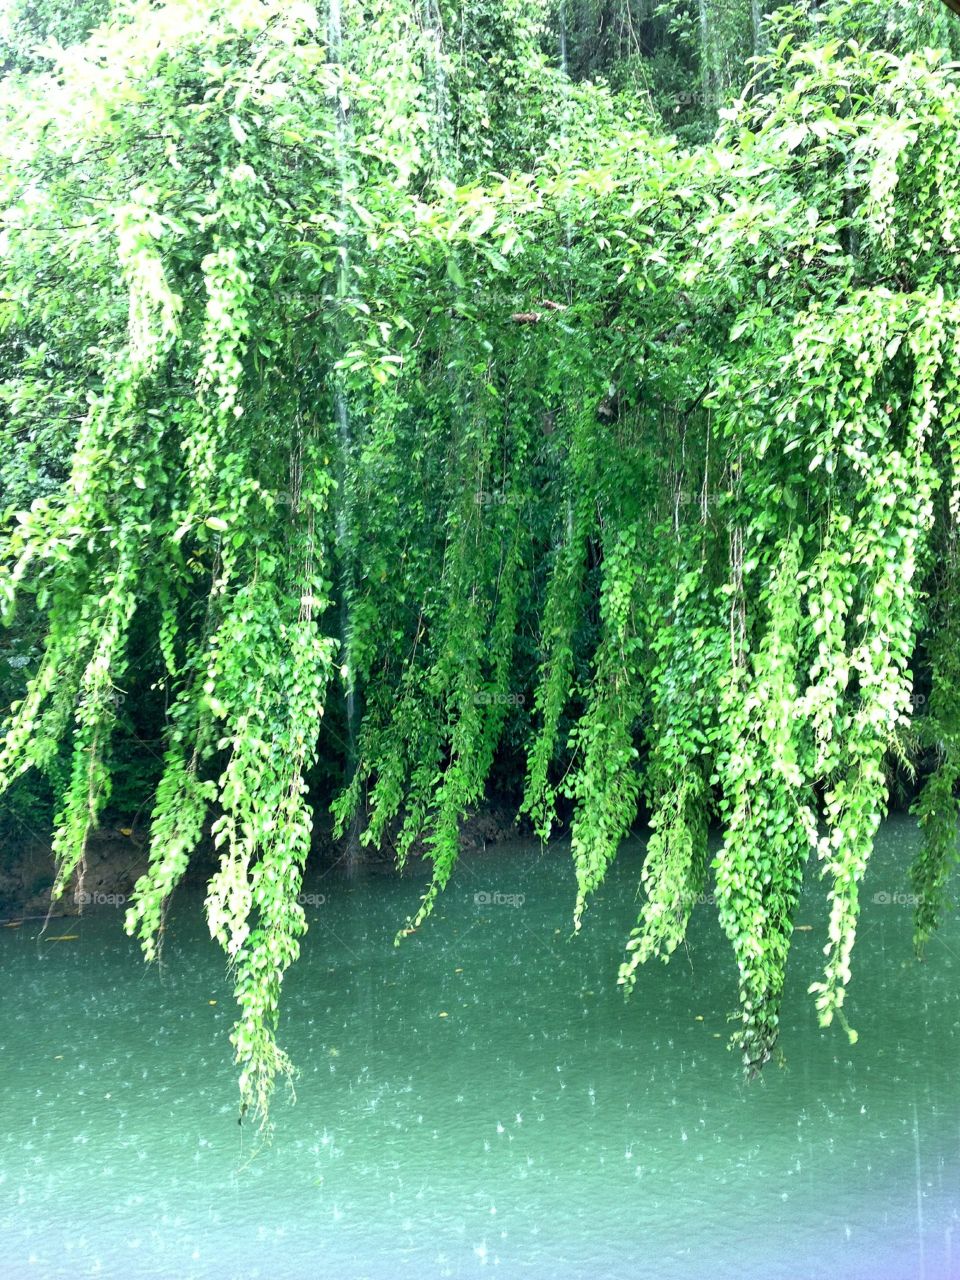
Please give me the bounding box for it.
[1,815,958,1278]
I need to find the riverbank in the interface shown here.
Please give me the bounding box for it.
[0,801,525,919]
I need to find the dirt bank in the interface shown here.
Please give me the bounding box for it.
[0,801,525,920]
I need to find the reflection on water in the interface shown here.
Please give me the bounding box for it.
[0,814,957,1278]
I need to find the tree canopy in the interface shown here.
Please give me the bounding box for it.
[2,0,960,1122]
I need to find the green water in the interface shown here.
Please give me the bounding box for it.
[1,815,958,1279]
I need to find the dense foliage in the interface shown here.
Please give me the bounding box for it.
[2,0,960,1120]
